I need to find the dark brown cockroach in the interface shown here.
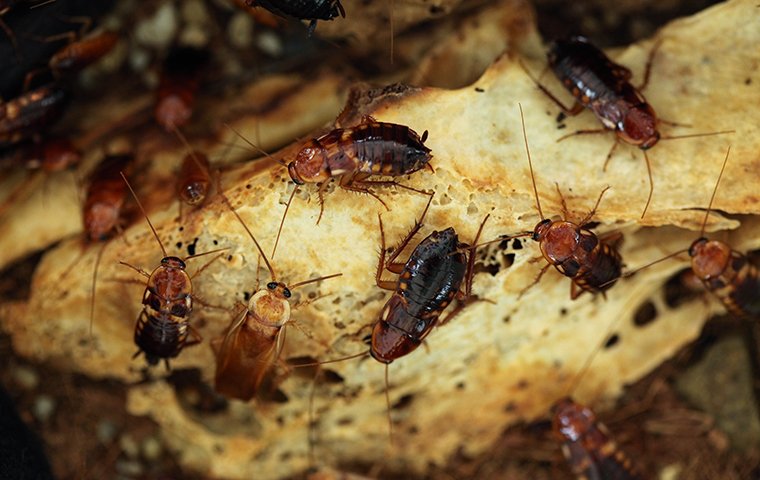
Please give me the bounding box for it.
[618,147,760,320]
[502,104,623,300]
[119,173,224,369]
[523,36,732,218]
[244,0,345,34]
[552,397,645,480]
[0,84,67,148]
[210,192,341,401]
[0,137,80,171]
[298,195,489,437]
[154,46,209,131]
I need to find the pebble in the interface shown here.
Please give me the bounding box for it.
[182,0,210,25]
[32,395,56,423]
[97,420,119,444]
[179,25,209,48]
[228,12,254,49]
[115,459,144,477]
[256,31,284,57]
[119,433,140,459]
[128,46,152,73]
[12,365,39,390]
[141,436,163,461]
[135,2,179,49]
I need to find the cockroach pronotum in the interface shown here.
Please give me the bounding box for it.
[154,46,209,131]
[618,147,760,320]
[522,35,732,218]
[210,191,341,401]
[244,0,345,34]
[0,84,68,148]
[119,173,225,369]
[298,195,489,438]
[501,104,623,300]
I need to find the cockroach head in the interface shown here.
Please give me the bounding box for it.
[620,103,659,149]
[689,238,731,281]
[551,397,595,442]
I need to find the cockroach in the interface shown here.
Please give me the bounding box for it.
[299,195,489,437]
[119,173,224,369]
[0,137,80,171]
[177,150,211,207]
[523,35,732,218]
[0,84,67,148]
[230,116,433,256]
[23,30,119,90]
[244,0,345,34]
[210,192,341,401]
[501,105,623,300]
[552,397,645,480]
[154,46,209,131]
[619,147,760,320]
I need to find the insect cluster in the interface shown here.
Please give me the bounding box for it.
[0,1,758,479]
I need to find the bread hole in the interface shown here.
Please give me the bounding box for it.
[337,416,353,426]
[392,393,415,410]
[633,300,658,327]
[604,333,620,349]
[455,381,465,390]
[322,369,344,384]
[664,267,703,308]
[467,202,479,215]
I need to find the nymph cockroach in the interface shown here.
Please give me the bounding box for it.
[0,84,67,148]
[244,0,345,34]
[119,173,224,368]
[210,191,340,401]
[552,397,645,480]
[501,105,623,299]
[155,46,208,131]
[523,35,732,217]
[177,150,211,207]
[23,30,119,90]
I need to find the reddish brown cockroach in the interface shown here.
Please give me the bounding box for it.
[619,147,760,320]
[523,36,732,218]
[23,30,119,90]
[0,84,68,148]
[177,150,211,207]
[119,173,224,369]
[552,397,645,480]
[229,116,433,257]
[502,105,623,300]
[210,191,341,401]
[154,46,209,131]
[244,0,345,34]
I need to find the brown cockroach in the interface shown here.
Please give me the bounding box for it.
[23,30,119,90]
[552,397,645,480]
[177,150,211,207]
[618,147,760,320]
[0,84,68,148]
[298,195,489,438]
[0,137,80,171]
[210,191,341,401]
[154,46,209,131]
[229,116,433,257]
[119,173,225,369]
[522,35,732,218]
[501,104,623,300]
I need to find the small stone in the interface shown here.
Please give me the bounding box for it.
[135,2,178,49]
[179,25,209,48]
[12,365,39,390]
[256,31,284,57]
[228,12,254,50]
[119,433,140,459]
[97,420,119,444]
[32,395,56,423]
[182,0,210,25]
[115,459,144,476]
[129,46,152,73]
[141,436,163,461]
